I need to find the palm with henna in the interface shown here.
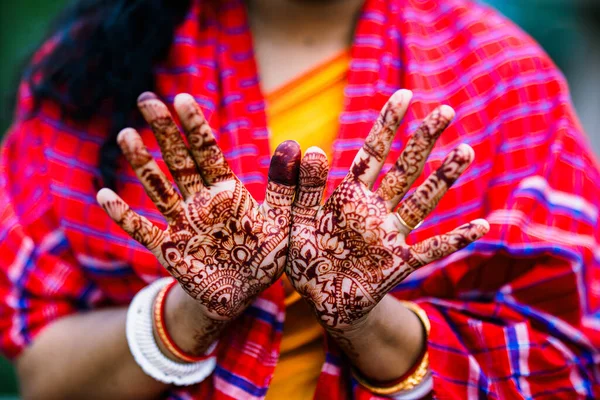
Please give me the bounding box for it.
[97,93,301,321]
[286,90,490,333]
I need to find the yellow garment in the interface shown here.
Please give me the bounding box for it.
[267,51,350,161]
[265,50,350,400]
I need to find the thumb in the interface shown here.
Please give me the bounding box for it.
[265,140,301,210]
[293,146,329,221]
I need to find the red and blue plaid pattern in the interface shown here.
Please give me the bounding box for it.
[1,0,599,398]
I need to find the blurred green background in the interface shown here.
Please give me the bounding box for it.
[0,2,71,396]
[0,0,599,397]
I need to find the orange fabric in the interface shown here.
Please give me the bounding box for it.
[264,50,350,400]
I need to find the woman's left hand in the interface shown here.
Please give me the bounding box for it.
[286,90,489,333]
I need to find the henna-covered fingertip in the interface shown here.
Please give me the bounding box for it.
[268,140,301,186]
[437,104,456,121]
[472,218,490,232]
[116,127,137,145]
[96,188,127,220]
[96,187,114,206]
[174,93,207,127]
[455,143,475,161]
[462,218,491,242]
[389,88,413,105]
[299,146,329,189]
[173,93,196,108]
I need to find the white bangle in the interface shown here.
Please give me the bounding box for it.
[126,277,218,386]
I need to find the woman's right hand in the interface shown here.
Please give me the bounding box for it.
[97,92,300,322]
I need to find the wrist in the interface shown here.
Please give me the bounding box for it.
[330,295,427,381]
[155,281,226,361]
[127,278,218,386]
[328,296,405,341]
[351,299,431,394]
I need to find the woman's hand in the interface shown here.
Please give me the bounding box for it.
[286,90,489,333]
[97,93,300,321]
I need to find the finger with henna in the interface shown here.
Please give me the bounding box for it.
[376,105,455,210]
[395,143,474,234]
[137,92,203,198]
[117,128,183,220]
[293,146,329,220]
[348,89,412,188]
[265,140,301,210]
[96,188,165,253]
[174,93,236,185]
[405,219,490,270]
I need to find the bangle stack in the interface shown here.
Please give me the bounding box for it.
[352,300,431,396]
[126,277,218,386]
[153,279,218,363]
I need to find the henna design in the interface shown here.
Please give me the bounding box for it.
[99,196,165,251]
[98,93,301,321]
[286,94,489,332]
[376,105,454,208]
[396,143,475,231]
[116,128,183,219]
[138,92,204,198]
[349,89,412,188]
[408,221,489,268]
[174,95,236,185]
[294,147,330,218]
[191,317,227,354]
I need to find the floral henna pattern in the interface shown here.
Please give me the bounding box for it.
[98,93,301,321]
[287,92,489,332]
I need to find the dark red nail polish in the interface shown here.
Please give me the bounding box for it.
[268,141,301,186]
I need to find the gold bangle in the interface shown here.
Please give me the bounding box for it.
[399,300,431,336]
[153,280,215,363]
[352,301,431,395]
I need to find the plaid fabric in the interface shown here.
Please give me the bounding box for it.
[1,0,599,398]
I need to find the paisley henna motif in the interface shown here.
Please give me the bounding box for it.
[98,93,301,321]
[287,92,489,332]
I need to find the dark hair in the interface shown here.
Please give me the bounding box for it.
[24,0,192,188]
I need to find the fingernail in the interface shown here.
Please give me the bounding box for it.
[137,92,159,104]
